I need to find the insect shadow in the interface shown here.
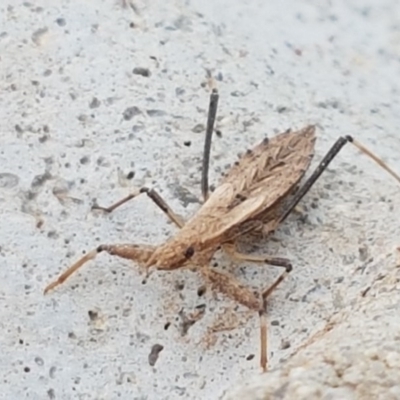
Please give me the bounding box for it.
[45,89,400,371]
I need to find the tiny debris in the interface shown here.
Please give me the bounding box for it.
[89,97,101,109]
[132,67,151,77]
[123,106,141,121]
[146,109,166,117]
[0,173,19,189]
[88,310,98,321]
[197,285,206,296]
[126,171,135,180]
[47,388,55,400]
[148,344,164,366]
[280,339,291,350]
[34,356,44,366]
[31,27,48,46]
[192,123,205,133]
[55,17,66,26]
[178,305,206,336]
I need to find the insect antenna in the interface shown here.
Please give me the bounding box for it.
[201,88,219,202]
[279,135,400,223]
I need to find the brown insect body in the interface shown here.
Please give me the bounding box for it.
[45,90,400,372]
[150,126,316,270]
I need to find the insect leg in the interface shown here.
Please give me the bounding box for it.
[199,266,270,371]
[93,187,185,228]
[223,244,292,268]
[44,243,156,294]
[201,88,219,202]
[279,136,400,223]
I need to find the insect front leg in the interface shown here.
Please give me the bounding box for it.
[93,187,185,228]
[44,243,156,294]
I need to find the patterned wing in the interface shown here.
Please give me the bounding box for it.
[168,126,316,251]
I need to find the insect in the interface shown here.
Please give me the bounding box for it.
[44,89,400,371]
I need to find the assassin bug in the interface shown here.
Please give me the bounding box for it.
[45,89,400,371]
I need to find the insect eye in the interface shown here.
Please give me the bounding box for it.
[184,246,195,259]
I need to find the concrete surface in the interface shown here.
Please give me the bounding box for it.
[1,0,400,399]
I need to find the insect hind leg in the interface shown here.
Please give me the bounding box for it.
[279,135,400,224]
[199,266,275,372]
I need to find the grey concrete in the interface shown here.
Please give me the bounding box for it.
[1,1,400,399]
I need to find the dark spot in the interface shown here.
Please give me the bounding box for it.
[191,123,205,133]
[88,310,98,321]
[15,124,23,134]
[47,388,55,399]
[89,97,101,109]
[246,149,253,155]
[276,106,288,113]
[56,17,66,26]
[246,354,255,361]
[80,156,89,165]
[49,366,57,379]
[197,286,206,297]
[0,173,19,189]
[126,171,135,180]
[34,356,44,366]
[262,137,269,144]
[178,306,206,336]
[235,193,247,201]
[133,67,151,77]
[146,109,166,117]
[123,106,141,120]
[24,366,30,373]
[164,322,171,330]
[175,87,185,96]
[215,130,222,138]
[183,140,191,147]
[148,344,164,366]
[184,246,194,259]
[175,281,185,291]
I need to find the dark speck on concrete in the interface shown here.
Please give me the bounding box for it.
[148,344,164,366]
[56,17,66,26]
[123,106,141,120]
[146,109,167,117]
[133,67,151,77]
[89,97,101,109]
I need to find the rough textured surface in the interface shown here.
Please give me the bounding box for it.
[1,1,400,399]
[222,254,400,399]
